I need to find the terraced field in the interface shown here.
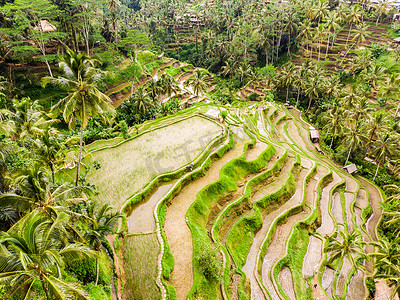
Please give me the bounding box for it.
[85,101,383,299]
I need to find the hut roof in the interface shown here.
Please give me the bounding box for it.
[310,130,319,139]
[343,164,357,174]
[34,20,56,32]
[205,108,220,119]
[394,36,400,43]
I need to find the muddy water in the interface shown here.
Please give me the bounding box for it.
[316,172,343,236]
[346,270,366,300]
[165,136,248,299]
[336,258,352,297]
[127,182,176,233]
[322,267,335,298]
[259,166,311,300]
[303,236,323,278]
[357,177,382,241]
[344,192,355,233]
[279,267,296,300]
[332,192,344,225]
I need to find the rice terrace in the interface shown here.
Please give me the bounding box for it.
[2,0,400,300]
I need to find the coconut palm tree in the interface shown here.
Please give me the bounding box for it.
[375,0,390,26]
[279,63,296,102]
[385,184,400,203]
[146,79,162,102]
[315,23,325,62]
[345,6,362,49]
[304,72,321,113]
[369,133,399,180]
[42,50,115,186]
[369,238,400,275]
[312,0,328,25]
[221,56,237,79]
[362,63,387,90]
[343,23,370,60]
[325,229,365,270]
[129,86,154,115]
[0,163,93,215]
[298,19,313,56]
[343,124,368,166]
[0,210,93,300]
[342,85,361,110]
[33,128,69,185]
[159,74,179,98]
[364,111,389,142]
[323,74,342,103]
[83,202,124,286]
[324,12,340,58]
[184,69,209,97]
[284,12,299,56]
[322,109,343,148]
[350,97,372,125]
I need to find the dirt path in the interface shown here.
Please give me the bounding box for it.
[164,133,249,300]
[127,182,176,233]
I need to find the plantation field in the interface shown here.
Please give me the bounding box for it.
[84,115,221,208]
[98,102,384,300]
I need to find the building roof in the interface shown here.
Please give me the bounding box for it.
[343,164,357,174]
[205,108,220,119]
[34,20,56,32]
[310,130,319,139]
[394,37,400,43]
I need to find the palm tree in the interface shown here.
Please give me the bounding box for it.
[342,85,361,110]
[325,229,365,271]
[129,86,154,115]
[146,79,162,102]
[304,73,321,113]
[279,63,295,102]
[369,133,399,180]
[324,12,340,58]
[221,56,237,79]
[375,0,390,26]
[323,74,342,103]
[350,97,372,125]
[9,98,56,141]
[33,128,68,185]
[345,6,361,49]
[159,74,179,98]
[0,164,93,215]
[83,202,124,286]
[315,23,325,62]
[364,111,389,142]
[322,109,343,148]
[284,13,298,56]
[362,63,386,90]
[0,210,93,300]
[298,19,313,56]
[343,124,367,166]
[343,23,370,60]
[385,184,400,203]
[312,0,328,25]
[369,238,400,275]
[184,69,209,97]
[42,50,115,186]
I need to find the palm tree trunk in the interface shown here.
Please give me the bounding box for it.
[95,255,99,286]
[345,141,353,166]
[373,163,379,181]
[288,34,291,56]
[325,35,330,58]
[306,95,313,113]
[376,15,380,26]
[296,88,301,108]
[50,163,55,185]
[40,274,50,300]
[395,100,400,117]
[330,135,334,148]
[345,23,352,49]
[75,124,84,186]
[286,86,289,102]
[318,39,321,62]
